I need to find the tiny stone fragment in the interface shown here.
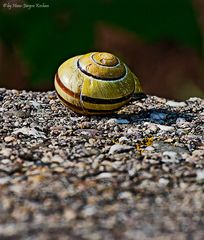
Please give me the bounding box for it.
[116,118,130,124]
[162,151,178,163]
[196,170,204,182]
[166,100,187,107]
[108,144,134,154]
[13,127,46,138]
[156,124,174,131]
[4,136,15,143]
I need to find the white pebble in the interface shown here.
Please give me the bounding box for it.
[162,151,178,163]
[187,97,201,102]
[0,148,12,157]
[127,129,134,135]
[96,172,113,179]
[143,122,159,132]
[108,144,134,154]
[64,209,76,221]
[52,155,64,163]
[118,136,129,143]
[118,191,133,199]
[196,170,204,181]
[166,100,186,107]
[4,136,15,143]
[158,178,169,186]
[156,124,174,132]
[81,206,97,217]
[30,100,41,109]
[145,146,154,151]
[0,177,10,185]
[13,127,46,138]
[106,118,117,125]
[176,118,186,124]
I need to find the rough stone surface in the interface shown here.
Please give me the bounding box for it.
[0,88,204,240]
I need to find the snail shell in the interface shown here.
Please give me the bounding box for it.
[55,52,143,115]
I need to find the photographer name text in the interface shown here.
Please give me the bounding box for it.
[3,3,49,10]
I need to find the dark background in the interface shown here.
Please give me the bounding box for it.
[0,0,204,100]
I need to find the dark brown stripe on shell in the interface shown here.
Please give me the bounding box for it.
[56,92,121,114]
[77,60,126,81]
[81,91,134,104]
[55,72,80,99]
[56,91,83,112]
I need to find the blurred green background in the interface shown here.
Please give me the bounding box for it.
[0,0,204,100]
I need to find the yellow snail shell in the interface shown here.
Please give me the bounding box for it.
[54,52,144,115]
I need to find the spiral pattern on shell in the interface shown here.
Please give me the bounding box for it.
[54,52,143,115]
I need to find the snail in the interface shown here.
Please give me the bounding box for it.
[54,52,145,115]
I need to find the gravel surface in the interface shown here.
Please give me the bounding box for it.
[0,88,204,240]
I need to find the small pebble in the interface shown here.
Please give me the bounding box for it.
[166,100,187,107]
[158,178,169,186]
[156,124,174,132]
[116,119,130,124]
[150,112,166,121]
[145,146,154,151]
[118,136,129,143]
[0,177,10,185]
[162,151,178,163]
[106,118,117,125]
[4,136,15,143]
[118,191,133,199]
[64,209,76,221]
[13,127,46,138]
[108,144,134,154]
[30,101,41,109]
[127,129,134,135]
[96,172,113,179]
[196,170,204,182]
